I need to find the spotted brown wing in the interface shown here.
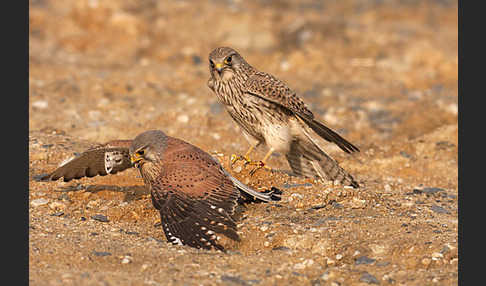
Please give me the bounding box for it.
[38,140,133,182]
[244,72,359,153]
[149,141,241,251]
[244,72,314,118]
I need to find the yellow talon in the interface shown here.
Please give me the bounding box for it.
[230,154,239,165]
[230,153,251,167]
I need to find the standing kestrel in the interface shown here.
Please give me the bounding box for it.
[39,130,281,251]
[207,47,360,188]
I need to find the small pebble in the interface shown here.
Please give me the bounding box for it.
[50,212,64,217]
[221,275,249,285]
[294,259,314,270]
[31,198,49,207]
[272,246,290,252]
[310,204,326,210]
[440,245,451,254]
[430,205,450,214]
[321,270,336,281]
[431,252,443,261]
[121,256,132,264]
[282,183,312,189]
[355,256,376,265]
[49,201,66,211]
[91,214,109,222]
[412,187,445,195]
[93,251,111,257]
[376,261,390,267]
[326,258,336,266]
[332,202,344,209]
[399,151,412,158]
[32,100,48,109]
[290,193,304,199]
[125,231,139,236]
[177,114,189,123]
[360,272,380,284]
[422,187,446,194]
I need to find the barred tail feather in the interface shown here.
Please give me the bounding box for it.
[297,114,359,154]
[285,135,359,188]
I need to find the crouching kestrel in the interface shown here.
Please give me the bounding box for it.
[39,130,281,251]
[207,47,360,188]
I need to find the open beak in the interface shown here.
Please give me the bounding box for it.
[130,154,143,167]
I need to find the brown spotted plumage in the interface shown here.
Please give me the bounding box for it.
[39,130,281,251]
[208,47,360,188]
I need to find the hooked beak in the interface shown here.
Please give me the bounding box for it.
[215,63,223,74]
[130,154,143,167]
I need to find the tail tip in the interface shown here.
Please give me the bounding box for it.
[346,180,360,189]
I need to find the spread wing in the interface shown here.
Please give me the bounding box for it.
[244,72,359,153]
[37,140,133,182]
[149,145,241,251]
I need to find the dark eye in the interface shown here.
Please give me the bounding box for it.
[209,60,215,69]
[224,56,232,65]
[136,150,145,156]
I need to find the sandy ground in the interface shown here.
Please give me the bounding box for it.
[29,0,458,285]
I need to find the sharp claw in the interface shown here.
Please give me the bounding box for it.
[231,154,253,167]
[230,154,238,167]
[248,161,270,176]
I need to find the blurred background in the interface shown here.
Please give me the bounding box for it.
[29,0,457,147]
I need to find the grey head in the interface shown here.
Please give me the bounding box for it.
[129,130,168,167]
[208,47,251,82]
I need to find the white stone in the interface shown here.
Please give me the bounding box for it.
[121,256,132,264]
[177,115,189,123]
[32,100,48,109]
[31,198,49,207]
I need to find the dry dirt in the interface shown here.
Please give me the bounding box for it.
[29,0,458,285]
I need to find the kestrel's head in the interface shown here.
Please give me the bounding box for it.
[208,47,248,82]
[129,130,168,169]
